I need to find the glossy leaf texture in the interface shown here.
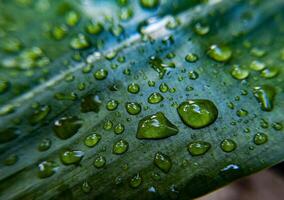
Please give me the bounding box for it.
[0,0,284,199]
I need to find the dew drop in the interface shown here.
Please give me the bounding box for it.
[128,83,140,94]
[38,161,59,179]
[114,123,125,134]
[140,0,160,9]
[136,112,178,139]
[231,65,249,80]
[177,99,218,129]
[129,173,143,188]
[81,181,92,193]
[148,92,164,104]
[154,152,172,173]
[81,94,102,113]
[220,139,237,153]
[125,102,141,115]
[113,139,129,155]
[253,85,275,112]
[94,69,108,80]
[185,53,198,63]
[84,133,101,147]
[38,138,52,152]
[93,155,106,168]
[60,150,84,165]
[70,34,90,50]
[254,132,268,145]
[188,141,211,156]
[106,99,119,111]
[29,105,51,125]
[53,116,82,139]
[207,44,232,62]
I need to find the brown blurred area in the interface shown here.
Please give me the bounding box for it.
[197,170,284,200]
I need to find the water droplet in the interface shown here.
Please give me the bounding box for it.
[94,69,108,80]
[236,109,248,117]
[140,0,159,9]
[70,34,90,50]
[129,173,143,188]
[60,150,84,165]
[159,83,169,93]
[188,71,199,80]
[128,83,140,94]
[38,161,59,178]
[194,23,210,35]
[260,67,279,79]
[272,122,283,131]
[154,152,172,173]
[103,120,113,130]
[53,116,82,139]
[177,99,218,129]
[220,139,237,153]
[149,56,174,78]
[29,105,51,125]
[113,139,129,154]
[249,60,265,71]
[0,79,10,94]
[185,53,198,63]
[3,154,18,166]
[51,25,68,40]
[136,112,178,139]
[114,123,125,134]
[81,181,92,193]
[106,100,119,111]
[38,138,51,151]
[231,65,249,80]
[250,47,266,58]
[253,85,275,112]
[148,92,164,104]
[85,22,103,35]
[254,132,268,145]
[81,94,102,113]
[188,141,211,156]
[125,102,141,115]
[93,155,106,168]
[0,128,20,144]
[54,92,77,101]
[208,45,232,62]
[84,133,101,147]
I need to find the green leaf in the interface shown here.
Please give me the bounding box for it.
[0,0,284,199]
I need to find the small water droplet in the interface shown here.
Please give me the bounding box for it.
[253,132,268,145]
[129,173,143,188]
[113,139,129,154]
[70,34,90,50]
[60,150,84,165]
[253,85,275,112]
[29,105,51,125]
[185,53,198,63]
[208,44,232,62]
[125,102,141,115]
[231,65,249,80]
[128,83,140,94]
[106,100,119,111]
[188,141,211,156]
[220,139,237,153]
[81,181,92,193]
[140,0,160,9]
[38,161,59,178]
[38,138,52,151]
[53,116,82,139]
[148,92,164,104]
[93,155,106,168]
[154,152,172,173]
[84,133,101,147]
[93,69,108,80]
[114,123,125,134]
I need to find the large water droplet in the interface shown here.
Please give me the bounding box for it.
[177,99,218,129]
[53,116,82,139]
[136,112,178,139]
